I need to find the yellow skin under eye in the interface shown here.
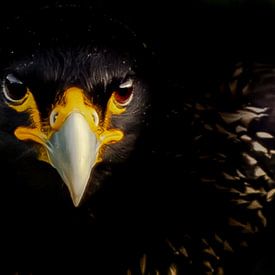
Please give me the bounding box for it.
[7,87,125,164]
[7,89,44,145]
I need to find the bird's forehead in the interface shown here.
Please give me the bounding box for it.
[5,47,134,96]
[13,48,133,77]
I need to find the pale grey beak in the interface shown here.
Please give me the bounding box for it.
[46,112,99,206]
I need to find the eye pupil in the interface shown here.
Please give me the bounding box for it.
[114,87,133,105]
[6,82,27,100]
[3,74,27,101]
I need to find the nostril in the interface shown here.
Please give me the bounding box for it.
[91,110,99,126]
[50,110,59,127]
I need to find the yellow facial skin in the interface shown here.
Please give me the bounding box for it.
[7,87,125,165]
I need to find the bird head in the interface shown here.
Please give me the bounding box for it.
[0,5,152,207]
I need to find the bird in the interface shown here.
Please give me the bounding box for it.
[1,3,275,275]
[0,4,157,273]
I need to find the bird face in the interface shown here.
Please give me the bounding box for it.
[0,48,149,206]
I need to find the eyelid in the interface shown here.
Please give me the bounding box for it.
[2,83,14,102]
[119,79,133,89]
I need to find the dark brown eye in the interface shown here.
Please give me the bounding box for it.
[113,79,133,106]
[2,73,28,103]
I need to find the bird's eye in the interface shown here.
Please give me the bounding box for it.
[113,79,133,107]
[2,73,28,103]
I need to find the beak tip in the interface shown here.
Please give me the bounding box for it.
[72,196,81,207]
[68,180,87,207]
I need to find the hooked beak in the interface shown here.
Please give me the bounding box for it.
[13,87,124,207]
[47,112,99,206]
